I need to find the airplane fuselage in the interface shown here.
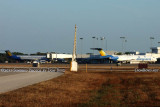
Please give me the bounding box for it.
[17,55,46,60]
[91,48,157,64]
[113,55,157,63]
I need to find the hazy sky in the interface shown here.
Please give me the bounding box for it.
[0,0,160,54]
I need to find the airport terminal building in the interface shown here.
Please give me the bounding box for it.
[46,47,160,64]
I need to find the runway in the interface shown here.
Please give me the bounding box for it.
[0,72,63,94]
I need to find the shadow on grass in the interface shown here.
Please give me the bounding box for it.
[79,79,121,107]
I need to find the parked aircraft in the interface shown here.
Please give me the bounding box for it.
[5,50,49,62]
[91,48,157,64]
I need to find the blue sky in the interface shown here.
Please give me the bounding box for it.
[0,0,160,54]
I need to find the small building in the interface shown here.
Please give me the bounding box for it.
[151,47,160,54]
[127,51,140,55]
[144,47,160,63]
[47,53,72,60]
[105,50,118,55]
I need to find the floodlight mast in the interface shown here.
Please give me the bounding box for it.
[120,36,125,53]
[80,37,83,58]
[72,24,77,62]
[70,24,78,72]
[150,37,154,49]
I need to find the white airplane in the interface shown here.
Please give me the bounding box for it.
[91,48,157,64]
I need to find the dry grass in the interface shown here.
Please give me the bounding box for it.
[0,71,106,106]
[80,72,160,107]
[1,64,160,106]
[1,71,160,106]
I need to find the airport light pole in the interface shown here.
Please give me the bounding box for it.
[100,37,105,49]
[120,37,125,54]
[124,39,127,53]
[158,42,160,47]
[106,38,107,50]
[80,38,83,58]
[150,37,154,53]
[96,37,99,48]
[92,36,96,55]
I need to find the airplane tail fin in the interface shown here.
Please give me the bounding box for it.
[5,50,13,57]
[90,48,107,56]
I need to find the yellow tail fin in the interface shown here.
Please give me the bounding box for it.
[90,48,106,56]
[99,50,106,56]
[5,50,12,56]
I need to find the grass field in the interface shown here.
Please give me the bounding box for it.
[0,64,160,106]
[80,72,160,107]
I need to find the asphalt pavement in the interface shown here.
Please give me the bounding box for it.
[0,72,63,94]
